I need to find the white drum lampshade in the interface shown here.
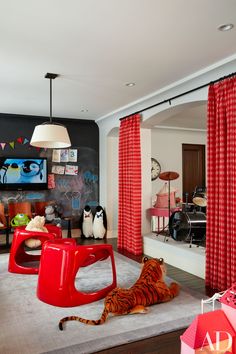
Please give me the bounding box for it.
[30,72,71,149]
[30,123,71,148]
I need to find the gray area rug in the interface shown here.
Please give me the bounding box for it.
[0,250,206,354]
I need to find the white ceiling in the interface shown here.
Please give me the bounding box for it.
[0,0,236,126]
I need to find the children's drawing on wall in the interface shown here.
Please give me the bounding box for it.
[71,192,80,211]
[48,147,98,227]
[48,174,55,189]
[60,149,69,163]
[51,165,65,174]
[63,191,81,216]
[52,149,77,163]
[52,149,61,163]
[68,149,77,162]
[65,165,78,175]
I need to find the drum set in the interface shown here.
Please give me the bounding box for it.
[158,170,207,247]
[169,186,207,247]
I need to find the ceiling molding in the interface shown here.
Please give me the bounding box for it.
[154,125,207,132]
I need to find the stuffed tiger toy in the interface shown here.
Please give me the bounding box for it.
[59,257,180,330]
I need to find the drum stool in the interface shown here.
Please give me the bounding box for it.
[8,224,62,274]
[37,241,117,307]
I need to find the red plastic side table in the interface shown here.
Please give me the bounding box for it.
[37,241,117,307]
[8,225,62,274]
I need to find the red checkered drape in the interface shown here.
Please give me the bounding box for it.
[206,76,236,291]
[118,114,142,256]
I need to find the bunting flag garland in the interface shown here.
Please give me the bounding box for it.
[17,137,23,144]
[0,136,41,151]
[23,138,29,145]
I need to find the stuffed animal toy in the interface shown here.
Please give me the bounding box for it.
[92,205,107,239]
[11,213,30,227]
[59,257,180,329]
[45,205,61,227]
[25,215,48,248]
[79,205,94,238]
[26,215,48,233]
[45,205,56,222]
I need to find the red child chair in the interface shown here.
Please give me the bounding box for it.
[8,224,62,274]
[37,241,117,307]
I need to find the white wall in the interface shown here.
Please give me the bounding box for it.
[151,128,207,200]
[141,129,152,234]
[107,135,118,235]
[106,128,151,236]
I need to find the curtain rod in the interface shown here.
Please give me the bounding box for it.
[119,71,236,121]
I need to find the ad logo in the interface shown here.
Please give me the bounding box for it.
[201,331,232,352]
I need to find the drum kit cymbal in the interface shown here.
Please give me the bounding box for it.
[159,171,179,182]
[192,186,207,208]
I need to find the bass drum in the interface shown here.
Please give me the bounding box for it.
[169,211,206,243]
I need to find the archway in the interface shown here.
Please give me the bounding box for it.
[104,99,207,238]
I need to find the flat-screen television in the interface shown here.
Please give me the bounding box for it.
[0,157,48,190]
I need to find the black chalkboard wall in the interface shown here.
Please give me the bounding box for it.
[0,113,99,229]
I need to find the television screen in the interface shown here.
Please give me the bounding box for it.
[0,157,48,190]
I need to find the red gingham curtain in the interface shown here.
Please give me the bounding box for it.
[118,114,142,256]
[206,76,236,291]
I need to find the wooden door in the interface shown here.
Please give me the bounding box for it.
[182,144,205,203]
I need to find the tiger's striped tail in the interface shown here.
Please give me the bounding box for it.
[59,307,109,330]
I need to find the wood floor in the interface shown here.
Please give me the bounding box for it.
[0,234,206,354]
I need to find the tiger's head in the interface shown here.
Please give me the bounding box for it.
[141,257,166,281]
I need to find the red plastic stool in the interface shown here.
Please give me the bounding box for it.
[37,241,117,307]
[8,224,62,274]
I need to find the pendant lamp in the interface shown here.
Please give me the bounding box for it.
[30,73,71,148]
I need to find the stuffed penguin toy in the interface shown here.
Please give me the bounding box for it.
[79,205,94,238]
[93,205,107,239]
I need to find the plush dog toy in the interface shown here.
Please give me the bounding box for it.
[25,215,48,248]
[59,257,180,329]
